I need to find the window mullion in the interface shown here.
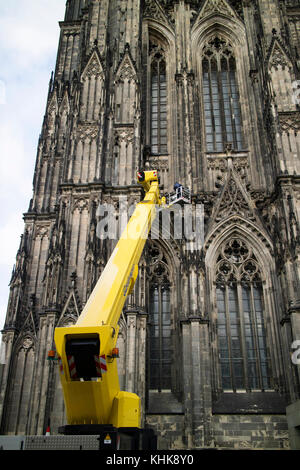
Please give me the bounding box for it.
[158,284,163,392]
[227,60,238,150]
[259,286,272,390]
[208,60,216,152]
[146,56,151,147]
[151,61,157,154]
[157,60,161,153]
[249,284,263,390]
[225,284,235,391]
[237,282,249,391]
[217,57,227,152]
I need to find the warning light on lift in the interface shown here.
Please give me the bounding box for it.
[137,171,145,182]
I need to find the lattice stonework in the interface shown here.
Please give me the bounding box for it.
[216,238,262,285]
[279,111,300,133]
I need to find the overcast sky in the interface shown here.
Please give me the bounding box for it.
[0,1,66,330]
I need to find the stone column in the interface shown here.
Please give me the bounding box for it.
[125,310,137,394]
[27,313,56,435]
[136,311,147,426]
[181,316,212,449]
[0,331,16,432]
[181,319,193,448]
[124,308,147,426]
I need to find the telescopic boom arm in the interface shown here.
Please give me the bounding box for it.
[54,170,162,428]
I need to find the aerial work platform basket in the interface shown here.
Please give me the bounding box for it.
[166,184,191,206]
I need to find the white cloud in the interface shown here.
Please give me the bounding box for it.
[0,123,29,196]
[0,213,24,267]
[0,0,65,70]
[0,0,66,330]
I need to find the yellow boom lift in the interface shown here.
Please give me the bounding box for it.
[54,170,190,449]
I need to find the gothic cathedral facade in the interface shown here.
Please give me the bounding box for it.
[0,0,300,450]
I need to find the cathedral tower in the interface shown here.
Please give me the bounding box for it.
[0,0,300,449]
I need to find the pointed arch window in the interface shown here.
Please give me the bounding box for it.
[202,37,243,152]
[150,44,168,155]
[215,238,272,392]
[147,244,172,391]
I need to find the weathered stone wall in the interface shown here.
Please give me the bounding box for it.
[146,414,186,450]
[211,415,290,449]
[0,0,299,450]
[147,414,290,450]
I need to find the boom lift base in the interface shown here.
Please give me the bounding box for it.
[58,424,157,450]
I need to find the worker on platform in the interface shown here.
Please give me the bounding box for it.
[173,182,182,191]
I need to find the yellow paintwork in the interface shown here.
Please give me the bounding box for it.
[54,171,161,428]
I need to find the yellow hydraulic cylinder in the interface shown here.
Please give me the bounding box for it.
[54,171,161,428]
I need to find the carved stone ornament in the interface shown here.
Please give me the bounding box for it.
[285,0,300,7]
[147,156,169,170]
[207,157,227,172]
[60,92,70,114]
[269,43,291,70]
[279,111,300,133]
[198,0,236,20]
[143,0,172,26]
[22,337,33,350]
[82,52,104,80]
[215,175,254,222]
[73,197,89,212]
[61,23,81,37]
[48,94,57,114]
[115,127,134,144]
[116,55,137,82]
[35,225,49,239]
[77,123,99,141]
[216,238,262,285]
[144,241,170,285]
[149,40,166,61]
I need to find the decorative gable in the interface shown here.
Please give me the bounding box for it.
[268,39,292,71]
[143,0,173,27]
[81,49,104,80]
[196,0,237,21]
[115,45,138,83]
[80,47,105,121]
[267,34,296,111]
[58,289,81,326]
[204,169,273,257]
[58,273,82,326]
[209,169,259,227]
[59,89,70,114]
[18,311,37,339]
[46,91,58,133]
